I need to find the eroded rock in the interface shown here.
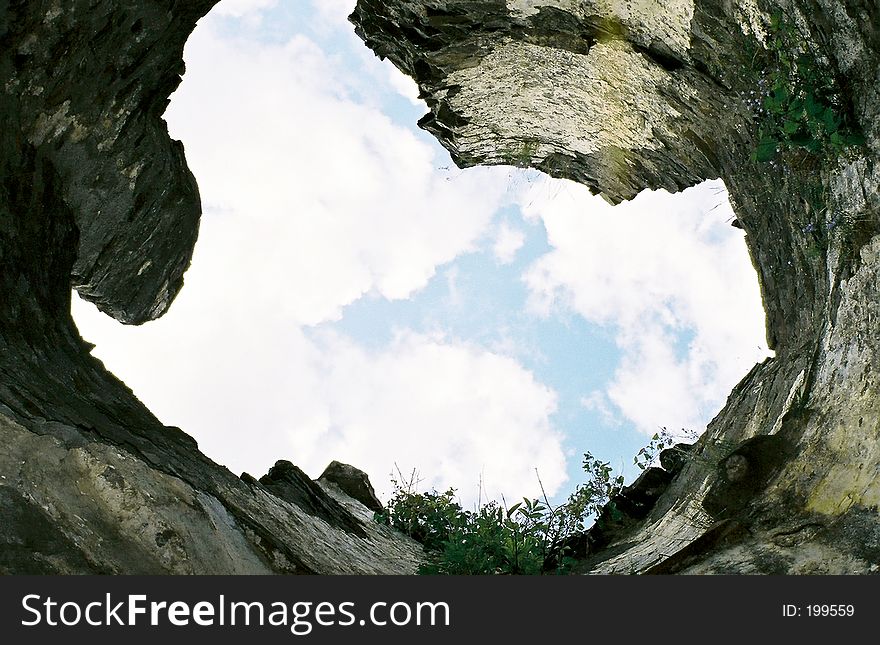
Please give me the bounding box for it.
[352,0,880,574]
[0,1,422,575]
[319,461,385,515]
[2,0,878,576]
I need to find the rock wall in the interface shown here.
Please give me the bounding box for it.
[0,1,421,574]
[351,0,880,573]
[2,0,877,574]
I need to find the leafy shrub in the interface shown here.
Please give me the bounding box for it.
[633,430,675,470]
[377,432,679,574]
[376,470,571,574]
[750,12,864,162]
[374,483,462,552]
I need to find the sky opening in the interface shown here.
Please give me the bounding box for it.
[72,0,772,508]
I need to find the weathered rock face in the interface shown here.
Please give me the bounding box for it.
[2,0,210,324]
[2,0,877,575]
[319,461,386,515]
[352,0,880,573]
[0,1,422,574]
[0,412,423,574]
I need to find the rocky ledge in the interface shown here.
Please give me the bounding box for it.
[351,0,880,573]
[2,0,878,574]
[0,1,421,574]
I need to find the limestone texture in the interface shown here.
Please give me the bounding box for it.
[2,0,879,574]
[351,0,880,573]
[0,1,421,574]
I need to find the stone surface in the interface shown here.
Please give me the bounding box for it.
[659,443,694,476]
[2,0,879,575]
[0,410,423,574]
[319,461,385,514]
[259,460,368,537]
[0,1,423,574]
[352,0,880,574]
[2,0,212,324]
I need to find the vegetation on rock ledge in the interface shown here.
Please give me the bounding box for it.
[750,12,864,163]
[376,432,679,574]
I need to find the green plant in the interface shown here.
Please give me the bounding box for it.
[376,433,683,574]
[377,473,582,574]
[424,496,554,575]
[750,12,864,162]
[373,468,460,552]
[633,429,675,470]
[562,452,625,532]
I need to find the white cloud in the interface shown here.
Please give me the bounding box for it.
[443,266,463,309]
[71,11,563,509]
[492,222,526,264]
[607,325,706,433]
[522,177,770,437]
[73,293,564,507]
[164,21,508,326]
[214,0,277,18]
[293,331,565,504]
[385,65,424,106]
[310,0,358,30]
[580,391,618,427]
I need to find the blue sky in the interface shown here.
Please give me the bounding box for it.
[72,0,771,507]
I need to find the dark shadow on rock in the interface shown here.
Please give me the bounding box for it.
[258,460,368,538]
[644,519,750,574]
[318,460,384,514]
[659,443,695,477]
[703,434,790,520]
[0,486,104,574]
